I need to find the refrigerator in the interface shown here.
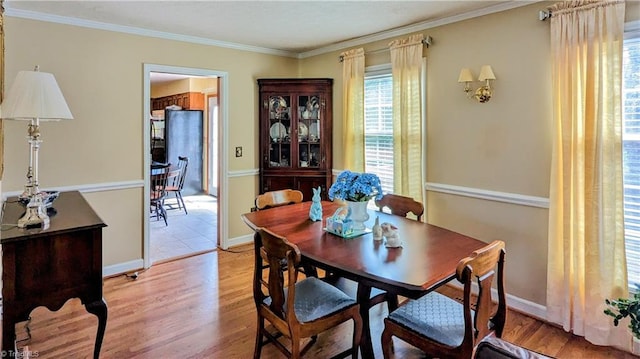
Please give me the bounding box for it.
[161,109,204,196]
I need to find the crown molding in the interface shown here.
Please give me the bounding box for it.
[4,8,298,58]
[5,2,543,59]
[298,1,539,59]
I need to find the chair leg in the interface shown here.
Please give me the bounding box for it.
[386,294,399,312]
[177,191,187,214]
[161,203,168,226]
[291,335,301,359]
[381,324,393,359]
[253,316,264,359]
[352,316,362,359]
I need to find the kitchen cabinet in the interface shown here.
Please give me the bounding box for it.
[151,92,204,110]
[258,78,333,201]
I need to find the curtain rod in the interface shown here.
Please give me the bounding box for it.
[338,36,433,62]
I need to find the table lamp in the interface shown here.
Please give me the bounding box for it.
[1,66,73,229]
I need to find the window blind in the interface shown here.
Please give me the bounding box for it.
[622,36,640,290]
[364,73,394,194]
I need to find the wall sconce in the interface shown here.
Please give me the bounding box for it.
[457,65,496,103]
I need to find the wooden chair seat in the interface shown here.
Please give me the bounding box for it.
[253,228,362,359]
[381,240,507,359]
[387,291,469,347]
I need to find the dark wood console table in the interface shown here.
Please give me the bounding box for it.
[1,191,107,358]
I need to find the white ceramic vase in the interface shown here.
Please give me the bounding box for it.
[347,200,369,231]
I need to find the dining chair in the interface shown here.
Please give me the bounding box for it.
[252,228,363,359]
[381,240,507,359]
[374,193,424,221]
[150,164,171,226]
[166,156,189,214]
[254,189,316,276]
[254,189,304,211]
[474,333,553,359]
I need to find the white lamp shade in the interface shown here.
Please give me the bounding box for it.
[458,68,474,83]
[2,69,73,121]
[478,65,496,81]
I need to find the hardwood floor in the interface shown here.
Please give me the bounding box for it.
[8,245,635,358]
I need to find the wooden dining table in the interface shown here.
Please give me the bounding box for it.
[241,200,487,358]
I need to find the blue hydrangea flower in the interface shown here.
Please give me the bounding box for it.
[328,170,383,202]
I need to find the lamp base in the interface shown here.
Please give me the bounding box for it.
[17,195,50,229]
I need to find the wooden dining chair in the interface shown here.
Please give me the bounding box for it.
[381,240,507,359]
[254,189,304,211]
[166,156,189,214]
[374,193,424,221]
[254,189,316,275]
[252,228,363,359]
[150,164,171,226]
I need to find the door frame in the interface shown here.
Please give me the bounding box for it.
[142,64,230,269]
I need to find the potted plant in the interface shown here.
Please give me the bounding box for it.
[328,170,383,230]
[604,290,640,340]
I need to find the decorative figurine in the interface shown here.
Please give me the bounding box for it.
[381,222,402,248]
[309,186,323,221]
[372,216,383,241]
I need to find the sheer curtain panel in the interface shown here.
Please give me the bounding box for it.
[546,0,629,350]
[341,48,365,172]
[389,34,425,208]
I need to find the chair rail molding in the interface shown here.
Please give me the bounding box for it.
[425,182,549,209]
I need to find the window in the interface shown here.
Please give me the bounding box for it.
[364,67,394,194]
[622,34,640,290]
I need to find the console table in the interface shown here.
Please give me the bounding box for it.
[1,191,107,358]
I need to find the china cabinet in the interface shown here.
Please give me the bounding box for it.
[258,78,333,201]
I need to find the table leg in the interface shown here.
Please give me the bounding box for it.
[2,312,16,358]
[85,298,108,359]
[356,284,374,359]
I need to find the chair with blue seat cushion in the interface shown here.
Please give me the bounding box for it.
[253,228,362,359]
[381,240,507,359]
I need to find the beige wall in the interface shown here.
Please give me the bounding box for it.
[3,17,298,266]
[300,1,640,306]
[2,1,639,308]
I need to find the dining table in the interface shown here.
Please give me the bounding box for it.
[241,200,487,358]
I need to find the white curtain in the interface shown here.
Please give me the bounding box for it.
[389,34,425,209]
[341,48,365,172]
[546,0,629,350]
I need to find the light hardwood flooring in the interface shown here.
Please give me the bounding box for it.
[150,195,218,264]
[10,246,636,358]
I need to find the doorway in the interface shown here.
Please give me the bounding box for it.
[143,64,229,268]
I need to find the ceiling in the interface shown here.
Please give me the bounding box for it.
[4,1,534,55]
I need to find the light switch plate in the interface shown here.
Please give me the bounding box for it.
[235,146,243,157]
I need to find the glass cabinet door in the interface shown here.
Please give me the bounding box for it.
[268,95,291,168]
[297,95,321,168]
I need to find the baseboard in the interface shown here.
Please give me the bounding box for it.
[446,281,547,321]
[103,259,144,278]
[225,233,254,249]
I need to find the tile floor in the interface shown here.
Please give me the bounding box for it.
[150,194,218,264]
